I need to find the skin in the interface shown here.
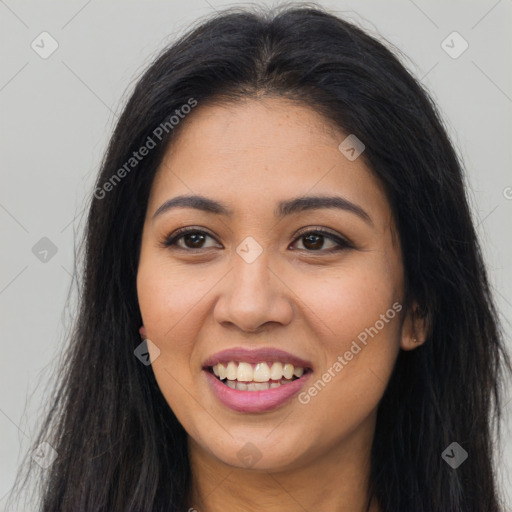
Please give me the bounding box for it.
[136,97,426,512]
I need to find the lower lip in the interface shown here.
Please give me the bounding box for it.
[203,369,311,413]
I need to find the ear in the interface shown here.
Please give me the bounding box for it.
[400,302,428,351]
[139,325,147,339]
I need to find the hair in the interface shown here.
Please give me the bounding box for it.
[7,3,511,511]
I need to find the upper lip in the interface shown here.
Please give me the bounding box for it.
[203,347,313,369]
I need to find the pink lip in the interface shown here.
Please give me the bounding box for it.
[203,369,312,413]
[202,347,312,369]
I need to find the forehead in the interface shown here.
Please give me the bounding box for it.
[159,97,341,166]
[149,97,391,227]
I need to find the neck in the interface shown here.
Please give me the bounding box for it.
[186,415,380,512]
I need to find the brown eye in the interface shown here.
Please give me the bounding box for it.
[290,229,352,252]
[181,232,207,249]
[301,233,330,250]
[164,229,221,250]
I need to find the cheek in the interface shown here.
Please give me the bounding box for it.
[290,255,402,411]
[136,259,214,427]
[295,256,401,347]
[136,258,210,390]
[137,258,212,342]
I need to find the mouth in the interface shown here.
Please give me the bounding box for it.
[206,361,312,391]
[202,347,313,412]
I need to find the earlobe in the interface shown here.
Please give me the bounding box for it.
[400,302,428,351]
[139,325,147,340]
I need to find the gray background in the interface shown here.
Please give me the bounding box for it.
[1,0,511,509]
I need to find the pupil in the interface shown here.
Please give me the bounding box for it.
[185,232,205,248]
[304,233,323,250]
[183,233,324,250]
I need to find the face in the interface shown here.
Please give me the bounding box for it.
[137,97,419,472]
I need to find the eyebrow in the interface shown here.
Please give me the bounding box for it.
[153,194,373,225]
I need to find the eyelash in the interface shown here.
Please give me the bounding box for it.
[161,227,353,254]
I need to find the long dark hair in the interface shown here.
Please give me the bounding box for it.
[8,3,511,511]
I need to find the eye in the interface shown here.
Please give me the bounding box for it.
[290,229,352,253]
[162,228,221,250]
[161,227,353,253]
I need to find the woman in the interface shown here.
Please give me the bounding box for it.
[9,4,511,511]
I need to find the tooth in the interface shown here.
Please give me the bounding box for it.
[246,382,269,391]
[253,362,270,382]
[269,382,281,389]
[283,363,294,379]
[237,362,253,381]
[215,360,305,384]
[293,367,304,377]
[226,361,237,380]
[236,382,248,391]
[269,362,283,380]
[226,380,236,389]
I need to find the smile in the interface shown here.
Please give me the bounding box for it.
[202,348,313,413]
[209,361,306,391]
[210,361,304,391]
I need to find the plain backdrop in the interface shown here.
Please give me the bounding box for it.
[1,0,511,509]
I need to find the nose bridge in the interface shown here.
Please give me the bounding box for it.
[214,241,293,332]
[233,247,272,298]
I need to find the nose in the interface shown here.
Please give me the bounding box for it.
[213,250,294,334]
